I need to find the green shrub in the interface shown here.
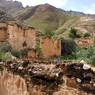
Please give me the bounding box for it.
[11,49,28,58]
[76,46,95,65]
[2,52,13,61]
[84,32,91,37]
[0,10,5,16]
[0,51,13,61]
[0,42,12,53]
[35,38,43,57]
[89,55,95,65]
[69,28,81,39]
[11,50,21,58]
[44,30,55,38]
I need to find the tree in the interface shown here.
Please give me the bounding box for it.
[61,39,77,55]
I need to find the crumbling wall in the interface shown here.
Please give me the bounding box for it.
[0,22,62,58]
[25,28,36,49]
[7,22,36,50]
[7,23,25,50]
[0,23,8,42]
[40,37,61,58]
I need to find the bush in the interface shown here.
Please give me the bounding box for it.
[11,50,21,58]
[0,10,5,16]
[11,49,28,58]
[84,32,91,37]
[0,51,14,61]
[76,46,95,65]
[69,28,81,39]
[89,55,95,65]
[0,42,12,53]
[2,52,13,61]
[61,39,77,59]
[44,30,55,38]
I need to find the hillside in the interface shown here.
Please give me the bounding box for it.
[15,4,80,33]
[0,0,95,38]
[0,9,13,22]
[0,0,23,15]
[55,16,95,38]
[13,3,95,37]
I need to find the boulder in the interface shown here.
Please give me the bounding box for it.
[83,64,91,70]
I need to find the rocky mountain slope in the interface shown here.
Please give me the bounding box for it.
[0,0,95,38]
[13,3,95,37]
[0,0,22,13]
[15,4,80,33]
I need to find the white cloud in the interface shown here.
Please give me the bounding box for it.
[84,3,95,14]
[85,9,95,14]
[92,3,95,7]
[14,0,68,8]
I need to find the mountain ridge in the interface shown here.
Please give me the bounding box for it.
[0,0,95,38]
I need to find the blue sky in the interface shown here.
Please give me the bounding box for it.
[63,0,95,14]
[15,0,95,14]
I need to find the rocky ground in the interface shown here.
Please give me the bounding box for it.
[0,60,95,95]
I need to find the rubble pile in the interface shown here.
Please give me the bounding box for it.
[66,63,95,93]
[0,60,95,94]
[1,60,65,84]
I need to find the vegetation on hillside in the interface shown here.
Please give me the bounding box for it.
[61,38,77,60]
[83,32,91,38]
[43,30,55,38]
[69,28,81,39]
[76,45,95,65]
[15,4,79,33]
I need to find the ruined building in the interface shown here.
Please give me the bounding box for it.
[0,21,37,58]
[0,21,62,58]
[7,22,36,50]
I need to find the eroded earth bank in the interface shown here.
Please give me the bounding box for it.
[0,60,95,95]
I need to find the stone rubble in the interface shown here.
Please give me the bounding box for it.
[0,60,95,94]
